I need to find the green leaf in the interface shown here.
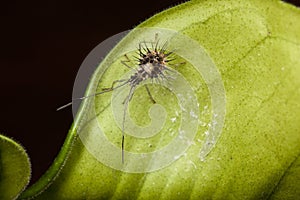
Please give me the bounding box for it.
[269,153,300,199]
[20,0,300,199]
[0,134,31,200]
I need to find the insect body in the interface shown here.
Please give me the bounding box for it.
[58,35,177,163]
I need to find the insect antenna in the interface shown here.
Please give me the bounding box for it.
[56,79,129,111]
[122,85,136,163]
[154,38,160,52]
[160,40,169,53]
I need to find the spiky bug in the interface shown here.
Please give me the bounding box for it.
[58,34,178,163]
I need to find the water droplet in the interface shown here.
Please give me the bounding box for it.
[190,110,198,119]
[204,131,209,136]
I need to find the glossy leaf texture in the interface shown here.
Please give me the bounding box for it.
[16,0,300,199]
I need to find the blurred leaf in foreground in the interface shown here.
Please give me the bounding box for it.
[0,134,31,200]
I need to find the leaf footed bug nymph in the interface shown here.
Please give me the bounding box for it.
[57,33,183,163]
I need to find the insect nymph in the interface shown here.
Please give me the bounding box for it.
[58,34,178,163]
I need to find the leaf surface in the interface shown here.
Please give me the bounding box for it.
[19,0,300,199]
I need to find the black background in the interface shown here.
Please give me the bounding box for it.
[1,0,299,185]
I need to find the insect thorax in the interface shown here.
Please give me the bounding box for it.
[129,63,161,86]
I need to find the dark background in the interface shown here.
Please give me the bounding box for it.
[1,0,299,186]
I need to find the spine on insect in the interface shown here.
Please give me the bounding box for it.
[129,45,172,86]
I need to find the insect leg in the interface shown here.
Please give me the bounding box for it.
[121,54,135,70]
[154,33,159,44]
[102,79,128,91]
[122,85,136,163]
[144,84,156,104]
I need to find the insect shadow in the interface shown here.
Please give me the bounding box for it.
[57,33,185,163]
